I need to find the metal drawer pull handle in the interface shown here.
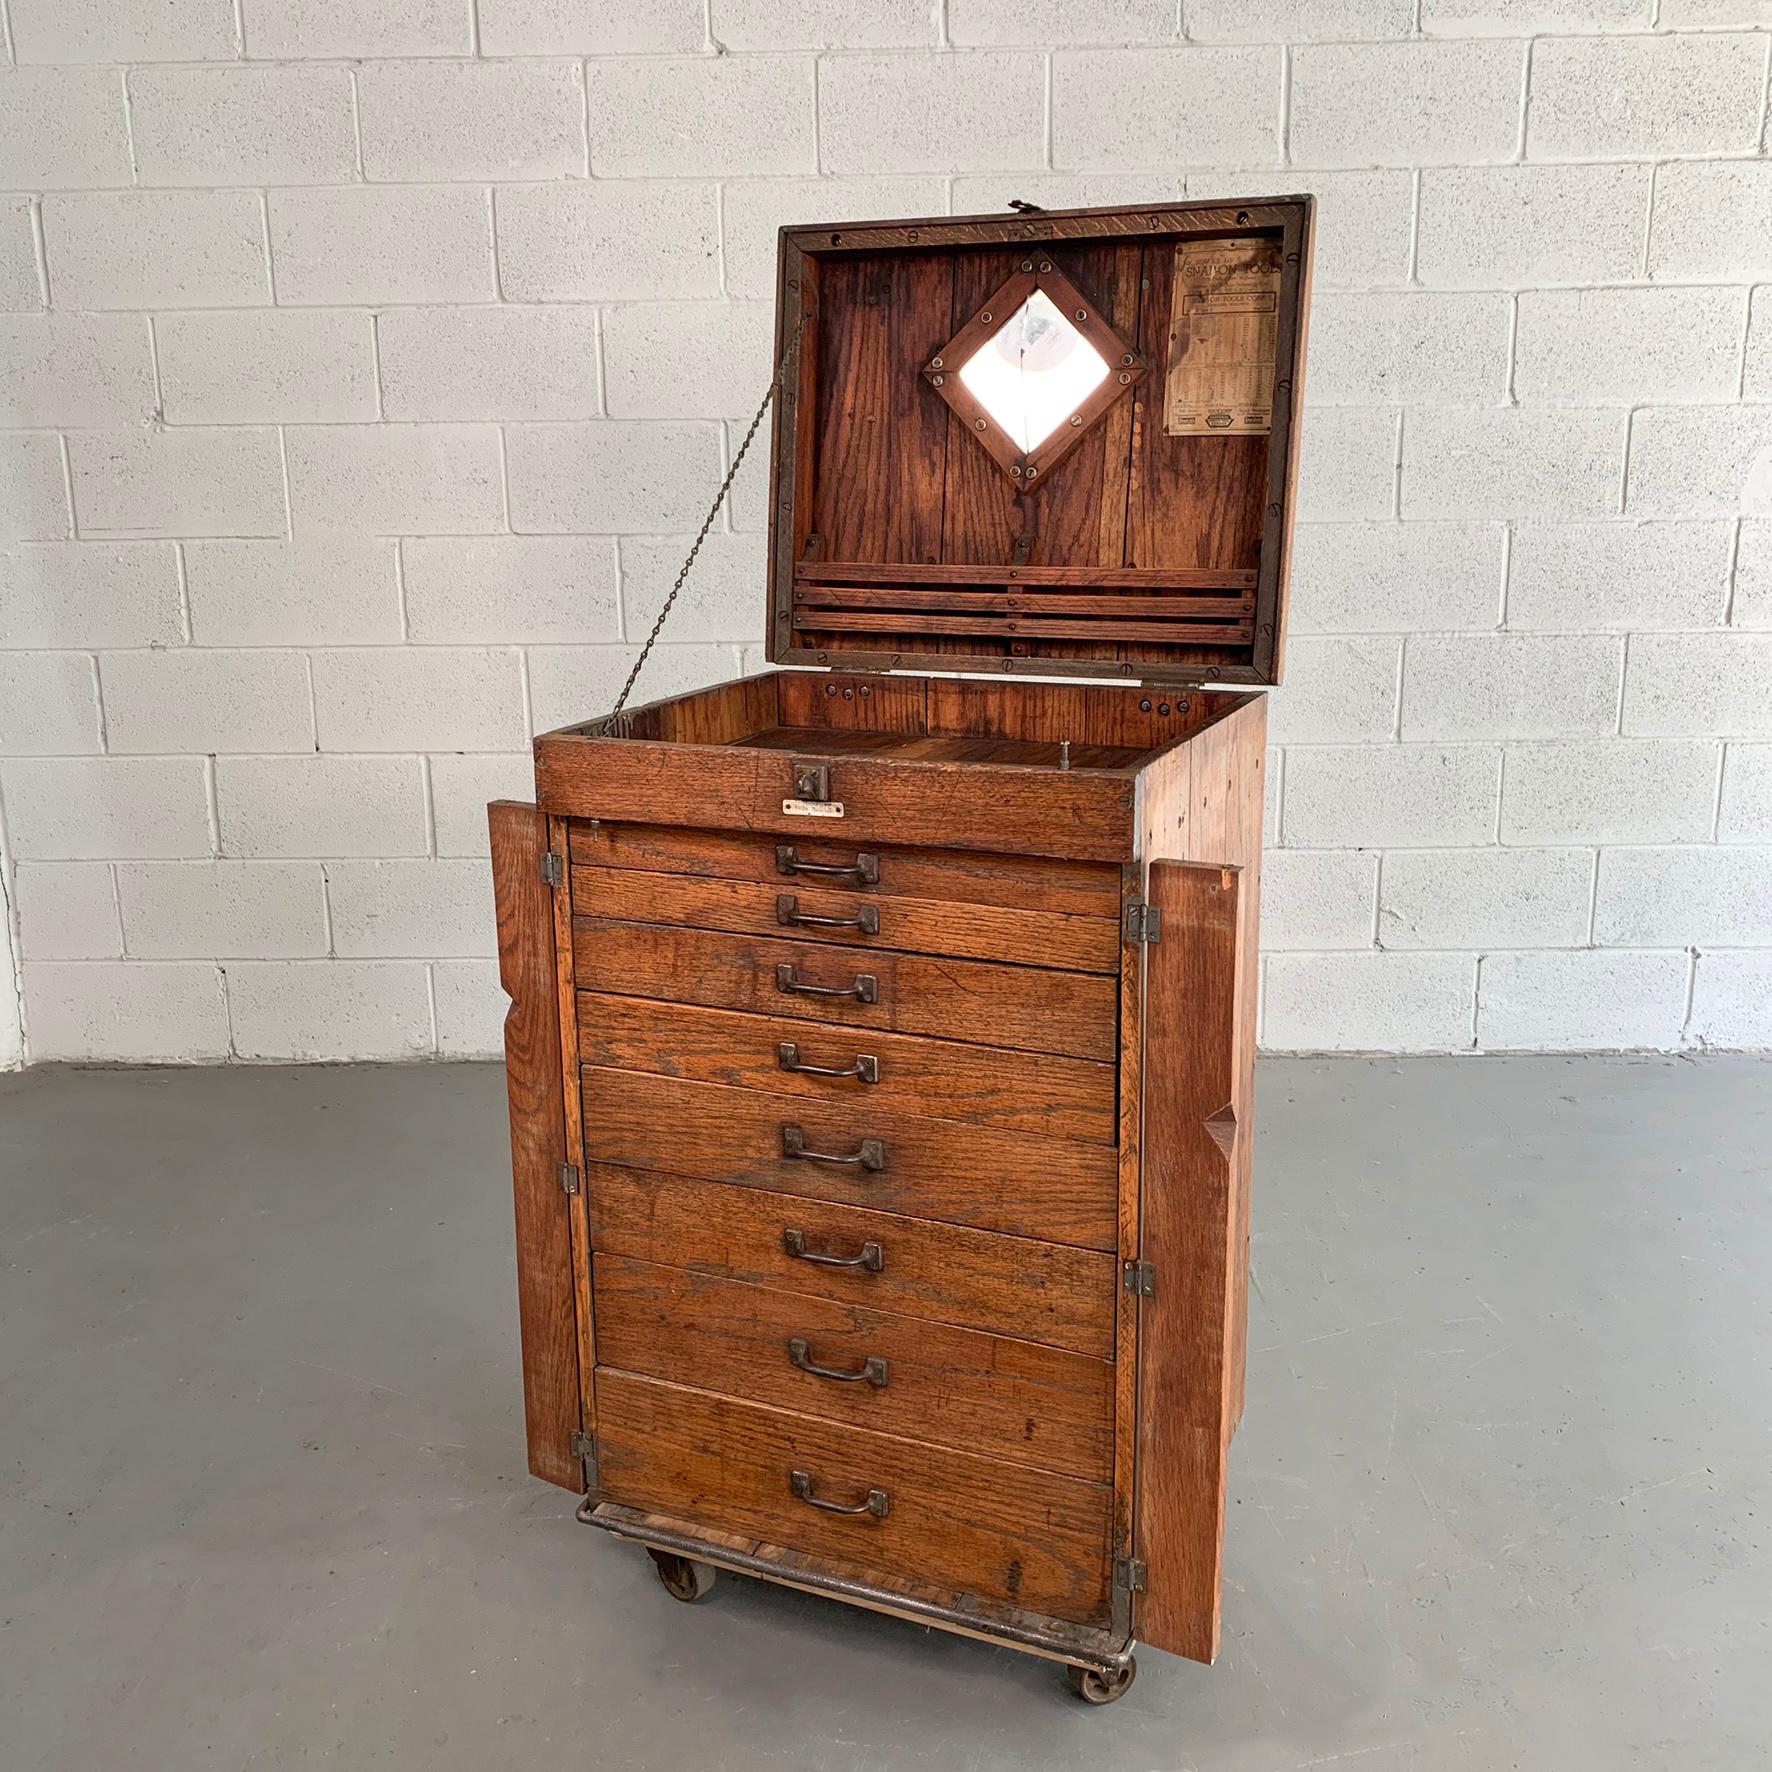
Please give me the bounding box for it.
[775,962,877,1003]
[781,1125,886,1170]
[787,1339,888,1387]
[790,1469,890,1518]
[777,893,880,934]
[776,845,879,885]
[782,1229,884,1272]
[777,1041,879,1084]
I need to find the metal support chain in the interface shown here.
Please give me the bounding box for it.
[605,305,813,733]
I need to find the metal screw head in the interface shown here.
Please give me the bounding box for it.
[1075,308,1088,322]
[1038,259,1053,272]
[930,355,943,369]
[931,373,944,386]
[1118,371,1132,384]
[1020,259,1034,271]
[1120,353,1135,366]
[1009,465,1023,477]
[974,417,987,429]
[1069,414,1082,426]
[906,229,919,242]
[1024,466,1036,478]
[979,311,993,324]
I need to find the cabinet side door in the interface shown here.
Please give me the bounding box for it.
[489,799,583,1491]
[1133,859,1243,1663]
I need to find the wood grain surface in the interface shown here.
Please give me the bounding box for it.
[570,863,1119,974]
[572,916,1119,1061]
[583,1165,1115,1358]
[575,992,1117,1143]
[568,816,1123,917]
[488,799,580,1492]
[580,1067,1117,1248]
[592,1370,1114,1625]
[592,1254,1114,1481]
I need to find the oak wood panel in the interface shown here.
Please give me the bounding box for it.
[593,1370,1114,1626]
[794,563,1255,588]
[568,815,1123,917]
[738,725,1146,768]
[571,864,1119,974]
[551,812,597,1452]
[593,1254,1114,1481]
[572,917,1119,1061]
[576,992,1117,1143]
[581,1068,1117,1249]
[584,1165,1115,1359]
[775,669,930,734]
[488,800,581,1492]
[534,731,1137,862]
[1134,860,1242,1666]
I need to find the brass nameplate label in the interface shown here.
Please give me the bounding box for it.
[783,798,845,819]
[1164,237,1281,437]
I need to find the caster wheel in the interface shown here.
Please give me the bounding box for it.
[1065,1658,1137,1705]
[647,1548,715,1602]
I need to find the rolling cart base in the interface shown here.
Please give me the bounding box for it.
[582,1500,1138,1683]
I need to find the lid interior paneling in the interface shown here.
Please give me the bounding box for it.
[766,199,1314,688]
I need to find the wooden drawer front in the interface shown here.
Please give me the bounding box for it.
[585,1166,1115,1359]
[594,1369,1113,1626]
[570,820,1122,919]
[573,918,1117,1063]
[572,865,1118,975]
[583,1069,1115,1249]
[577,993,1117,1145]
[593,1255,1113,1481]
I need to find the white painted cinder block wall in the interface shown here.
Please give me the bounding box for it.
[1,0,1770,1065]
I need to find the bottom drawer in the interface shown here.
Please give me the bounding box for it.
[593,1368,1113,1627]
[593,1253,1113,1480]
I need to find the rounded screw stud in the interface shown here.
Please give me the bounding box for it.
[1069,414,1082,426]
[1039,259,1053,272]
[1075,308,1088,321]
[830,232,843,244]
[932,373,944,386]
[1236,210,1249,225]
[930,355,943,369]
[974,417,987,429]
[1139,698,1152,712]
[1024,466,1037,478]
[979,312,993,324]
[1121,353,1135,366]
[1157,702,1171,716]
[1010,465,1023,477]
[1118,371,1132,384]
[1021,259,1034,271]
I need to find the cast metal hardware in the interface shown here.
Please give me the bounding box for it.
[570,1428,599,1488]
[778,1041,881,1084]
[787,1338,889,1387]
[790,760,833,802]
[1124,901,1162,944]
[558,1162,580,1196]
[775,962,878,1003]
[776,845,880,885]
[1122,1259,1156,1296]
[781,1125,887,1170]
[777,893,880,935]
[540,850,564,888]
[782,1229,885,1272]
[790,1469,890,1519]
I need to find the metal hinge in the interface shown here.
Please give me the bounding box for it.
[558,1162,580,1196]
[1124,901,1161,944]
[540,850,564,888]
[1122,1258,1156,1297]
[1111,1554,1148,1634]
[570,1428,598,1488]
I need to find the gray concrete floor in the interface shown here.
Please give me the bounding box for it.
[1,1057,1768,1771]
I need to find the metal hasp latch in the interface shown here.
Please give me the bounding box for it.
[558,1162,580,1196]
[570,1428,598,1489]
[540,850,564,887]
[1124,901,1161,944]
[791,760,831,802]
[1122,1258,1156,1297]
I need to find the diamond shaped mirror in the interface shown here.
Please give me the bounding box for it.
[925,261,1145,490]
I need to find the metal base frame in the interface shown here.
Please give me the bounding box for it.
[578,1500,1137,1676]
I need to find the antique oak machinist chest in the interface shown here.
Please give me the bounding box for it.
[489,196,1313,1703]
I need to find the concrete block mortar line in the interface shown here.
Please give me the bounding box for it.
[276,423,293,538]
[1723,518,1742,624]
[57,433,78,539]
[1496,523,1513,628]
[0,777,25,1066]
[230,0,246,58]
[419,757,438,858]
[936,0,951,52]
[1759,34,1772,154]
[1679,945,1699,1042]
[470,0,482,59]
[1280,44,1292,166]
[1612,632,1629,735]
[812,55,824,175]
[318,857,336,956]
[424,959,441,1057]
[1707,741,1728,841]
[203,754,222,859]
[90,650,110,752]
[1042,53,1053,170]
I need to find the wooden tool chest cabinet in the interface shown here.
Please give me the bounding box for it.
[490,197,1313,1702]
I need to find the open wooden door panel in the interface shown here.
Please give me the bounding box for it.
[488,799,583,1492]
[1133,858,1245,1662]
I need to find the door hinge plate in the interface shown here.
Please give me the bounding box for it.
[1122,1258,1155,1297]
[570,1428,598,1487]
[1124,901,1161,944]
[558,1162,580,1196]
[1115,1555,1148,1594]
[540,849,564,888]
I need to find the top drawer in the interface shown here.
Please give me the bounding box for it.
[570,822,1121,920]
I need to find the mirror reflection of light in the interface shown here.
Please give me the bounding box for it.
[958,289,1111,454]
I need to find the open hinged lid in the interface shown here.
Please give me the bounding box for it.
[765,197,1314,689]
